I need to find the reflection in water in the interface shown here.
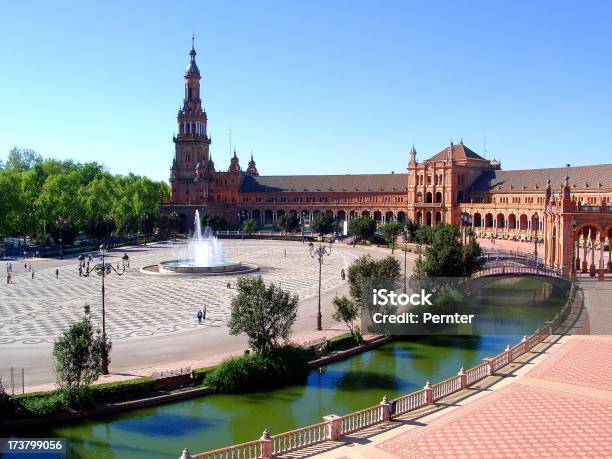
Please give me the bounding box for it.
[13,278,567,459]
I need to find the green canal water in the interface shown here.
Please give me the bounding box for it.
[7,278,567,459]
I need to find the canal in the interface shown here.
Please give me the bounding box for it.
[7,277,567,458]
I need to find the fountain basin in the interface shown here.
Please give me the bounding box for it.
[142,260,259,276]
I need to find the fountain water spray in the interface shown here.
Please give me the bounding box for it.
[185,210,226,266]
[150,210,259,275]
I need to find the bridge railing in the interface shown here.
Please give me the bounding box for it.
[183,283,576,459]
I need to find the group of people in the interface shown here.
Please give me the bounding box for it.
[5,260,59,284]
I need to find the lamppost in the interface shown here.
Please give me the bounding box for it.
[309,236,332,331]
[238,210,247,239]
[169,211,178,243]
[533,212,539,269]
[403,226,411,293]
[56,216,69,260]
[460,212,472,245]
[141,213,149,246]
[301,211,308,242]
[571,218,577,276]
[79,245,129,374]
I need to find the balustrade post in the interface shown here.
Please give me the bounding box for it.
[505,344,512,365]
[323,414,342,441]
[483,358,494,376]
[521,335,528,354]
[424,380,433,403]
[179,448,192,459]
[260,429,272,459]
[458,366,467,389]
[380,395,391,421]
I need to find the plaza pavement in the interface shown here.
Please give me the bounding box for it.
[0,239,415,391]
[304,278,612,459]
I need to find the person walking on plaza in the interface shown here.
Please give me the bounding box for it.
[55,267,59,279]
[7,272,12,284]
[202,306,207,320]
[340,268,346,280]
[31,270,35,279]
[197,309,203,325]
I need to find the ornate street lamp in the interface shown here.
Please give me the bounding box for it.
[141,213,149,246]
[571,218,577,276]
[403,226,411,293]
[79,245,130,374]
[533,212,539,268]
[308,236,332,331]
[460,212,472,245]
[56,216,69,260]
[169,211,179,243]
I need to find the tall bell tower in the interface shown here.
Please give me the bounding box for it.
[170,37,214,205]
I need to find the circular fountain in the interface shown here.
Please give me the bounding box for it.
[142,210,259,276]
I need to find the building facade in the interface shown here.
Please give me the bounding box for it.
[162,44,612,277]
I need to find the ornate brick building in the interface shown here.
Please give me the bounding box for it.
[162,43,612,277]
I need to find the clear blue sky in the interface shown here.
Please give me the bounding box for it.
[1,0,611,182]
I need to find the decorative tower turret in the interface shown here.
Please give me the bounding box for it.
[170,37,212,205]
[246,152,259,176]
[229,149,241,173]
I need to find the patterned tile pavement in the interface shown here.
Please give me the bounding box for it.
[525,336,612,391]
[0,240,357,345]
[370,334,612,459]
[377,382,612,458]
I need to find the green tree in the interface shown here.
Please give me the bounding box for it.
[414,223,484,278]
[332,296,360,341]
[228,276,299,353]
[415,225,435,244]
[347,255,401,305]
[53,305,110,394]
[242,218,258,235]
[278,213,300,232]
[348,215,377,246]
[310,212,336,235]
[462,229,485,277]
[380,222,404,253]
[4,147,43,172]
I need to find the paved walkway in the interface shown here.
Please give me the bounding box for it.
[306,279,612,458]
[0,239,413,391]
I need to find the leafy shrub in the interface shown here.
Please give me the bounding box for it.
[0,378,14,419]
[191,368,211,386]
[88,377,155,402]
[204,346,311,393]
[15,391,69,417]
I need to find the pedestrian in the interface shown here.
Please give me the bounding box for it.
[31,270,35,279]
[28,263,32,272]
[202,306,207,320]
[340,268,346,280]
[226,281,231,288]
[284,249,286,258]
[197,309,203,324]
[55,267,59,279]
[6,272,10,284]
[24,263,27,271]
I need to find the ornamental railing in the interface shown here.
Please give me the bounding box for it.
[180,284,576,459]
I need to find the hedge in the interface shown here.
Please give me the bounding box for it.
[204,346,311,393]
[191,368,211,386]
[88,377,156,401]
[5,377,157,420]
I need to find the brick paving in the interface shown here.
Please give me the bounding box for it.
[0,240,357,346]
[314,333,612,458]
